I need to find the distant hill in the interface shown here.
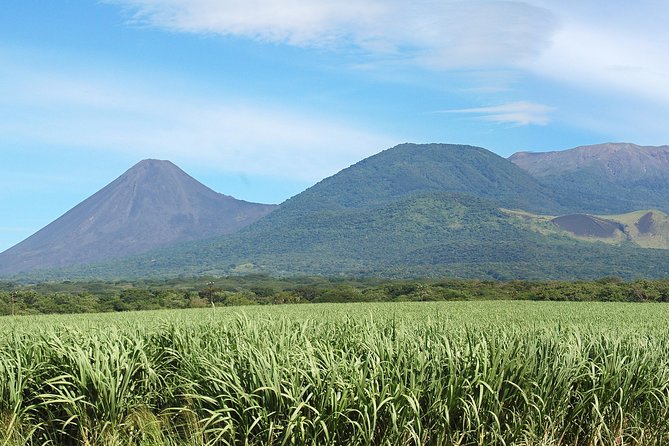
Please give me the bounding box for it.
[510,143,669,213]
[0,159,276,275]
[41,191,669,281]
[287,143,567,214]
[28,144,669,282]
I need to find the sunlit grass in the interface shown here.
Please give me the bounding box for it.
[1,301,669,445]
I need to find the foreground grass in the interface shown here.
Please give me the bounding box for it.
[1,301,669,445]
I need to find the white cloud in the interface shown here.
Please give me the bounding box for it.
[0,57,394,182]
[439,101,553,125]
[110,0,669,111]
[110,0,557,69]
[529,21,669,106]
[522,0,669,106]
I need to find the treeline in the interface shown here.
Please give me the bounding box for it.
[1,276,669,316]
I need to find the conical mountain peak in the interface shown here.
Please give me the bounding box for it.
[137,158,171,164]
[125,158,179,174]
[128,159,192,178]
[0,161,277,276]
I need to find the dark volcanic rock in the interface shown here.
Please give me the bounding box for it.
[636,212,655,234]
[551,214,623,238]
[0,160,277,275]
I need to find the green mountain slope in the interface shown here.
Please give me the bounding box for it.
[284,143,568,214]
[35,191,669,281]
[510,143,669,213]
[22,144,669,281]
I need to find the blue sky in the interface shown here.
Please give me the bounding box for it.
[1,0,669,252]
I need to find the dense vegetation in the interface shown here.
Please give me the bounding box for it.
[2,302,669,445]
[3,275,669,316]
[18,191,669,282]
[510,143,669,214]
[535,167,669,214]
[282,143,566,214]
[7,144,669,282]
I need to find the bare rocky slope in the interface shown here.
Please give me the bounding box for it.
[0,159,277,275]
[509,143,669,213]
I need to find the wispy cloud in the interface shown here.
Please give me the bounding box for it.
[109,0,557,69]
[0,54,394,182]
[109,0,669,114]
[439,101,554,126]
[529,21,669,106]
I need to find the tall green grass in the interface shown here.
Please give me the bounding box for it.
[1,302,669,445]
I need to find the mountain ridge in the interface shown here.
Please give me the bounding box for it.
[510,143,669,213]
[6,142,669,281]
[0,159,276,275]
[278,143,570,214]
[510,142,669,178]
[14,142,669,282]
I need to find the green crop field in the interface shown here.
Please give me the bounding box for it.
[2,301,669,445]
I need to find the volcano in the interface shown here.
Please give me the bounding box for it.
[0,159,277,276]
